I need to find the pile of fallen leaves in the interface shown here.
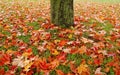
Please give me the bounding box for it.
[0,0,120,75]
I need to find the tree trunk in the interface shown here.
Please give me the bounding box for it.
[50,0,74,27]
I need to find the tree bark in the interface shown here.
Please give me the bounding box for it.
[50,0,74,27]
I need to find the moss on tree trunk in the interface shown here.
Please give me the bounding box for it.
[50,0,74,27]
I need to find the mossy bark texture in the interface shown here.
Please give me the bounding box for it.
[50,0,74,27]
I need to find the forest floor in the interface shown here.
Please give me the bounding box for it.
[75,0,120,3]
[0,0,120,75]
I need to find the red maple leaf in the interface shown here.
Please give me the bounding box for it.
[0,54,11,66]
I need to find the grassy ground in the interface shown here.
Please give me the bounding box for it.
[75,0,120,3]
[0,0,120,75]
[1,0,120,3]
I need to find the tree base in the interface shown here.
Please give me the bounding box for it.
[50,0,74,27]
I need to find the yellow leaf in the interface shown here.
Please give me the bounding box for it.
[6,50,15,54]
[77,64,88,74]
[38,28,44,31]
[52,49,59,56]
[23,62,33,72]
[99,16,104,20]
[105,36,111,40]
[68,34,73,39]
[70,26,74,30]
[22,52,32,57]
[46,45,52,50]
[4,45,8,48]
[54,40,60,44]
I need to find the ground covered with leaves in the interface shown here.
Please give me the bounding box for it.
[0,0,120,75]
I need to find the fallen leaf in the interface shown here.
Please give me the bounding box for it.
[56,70,65,75]
[79,46,87,54]
[59,40,67,46]
[23,62,33,72]
[77,64,89,75]
[95,67,105,75]
[51,49,60,56]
